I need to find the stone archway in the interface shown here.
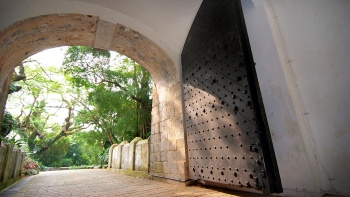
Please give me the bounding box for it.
[0,14,188,181]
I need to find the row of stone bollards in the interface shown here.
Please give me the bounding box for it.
[0,142,25,191]
[108,137,149,178]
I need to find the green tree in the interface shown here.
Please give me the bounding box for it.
[63,46,152,144]
[7,62,84,159]
[64,142,89,166]
[38,135,70,167]
[71,131,107,165]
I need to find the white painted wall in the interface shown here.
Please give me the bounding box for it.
[242,0,350,196]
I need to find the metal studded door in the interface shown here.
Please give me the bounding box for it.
[182,0,282,194]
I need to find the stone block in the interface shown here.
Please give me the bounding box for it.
[151,112,159,124]
[157,132,162,143]
[150,153,156,161]
[150,144,154,153]
[167,151,175,162]
[159,101,165,112]
[180,173,190,181]
[150,151,160,162]
[152,91,159,107]
[160,106,175,121]
[160,151,167,162]
[150,132,159,144]
[94,19,116,50]
[160,141,168,152]
[167,129,176,139]
[168,139,177,151]
[154,123,160,134]
[160,120,171,133]
[151,106,158,115]
[169,162,178,174]
[151,125,155,134]
[151,122,160,135]
[164,173,171,179]
[173,101,183,116]
[172,112,183,127]
[160,132,167,142]
[175,127,185,139]
[154,173,164,178]
[177,161,188,175]
[153,143,160,153]
[176,139,185,150]
[163,162,169,173]
[153,162,163,173]
[175,149,186,161]
[168,105,176,119]
[167,82,181,99]
[150,162,154,171]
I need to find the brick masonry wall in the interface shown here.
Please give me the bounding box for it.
[150,82,189,181]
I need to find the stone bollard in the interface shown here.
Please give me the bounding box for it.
[108,144,118,169]
[113,141,127,169]
[129,137,142,170]
[2,143,15,183]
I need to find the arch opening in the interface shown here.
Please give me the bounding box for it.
[0,14,188,181]
[5,46,154,168]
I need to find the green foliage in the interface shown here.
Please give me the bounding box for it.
[0,135,24,148]
[63,46,153,143]
[97,148,109,166]
[60,158,73,167]
[0,111,18,139]
[69,165,88,170]
[9,83,22,94]
[71,131,107,165]
[37,136,70,167]
[64,142,89,166]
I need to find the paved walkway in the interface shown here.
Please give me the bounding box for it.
[1,169,268,197]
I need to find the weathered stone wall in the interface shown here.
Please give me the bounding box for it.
[0,142,26,191]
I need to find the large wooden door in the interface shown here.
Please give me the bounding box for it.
[181,0,282,194]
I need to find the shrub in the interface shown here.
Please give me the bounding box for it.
[61,158,73,167]
[22,157,40,176]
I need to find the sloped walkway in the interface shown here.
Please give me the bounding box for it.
[1,169,267,197]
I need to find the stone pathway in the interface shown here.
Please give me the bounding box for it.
[1,169,268,197]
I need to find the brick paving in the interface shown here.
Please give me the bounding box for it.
[4,169,268,197]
